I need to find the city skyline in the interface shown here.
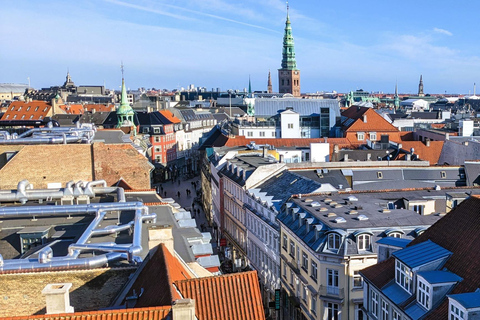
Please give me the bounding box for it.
[1,0,480,94]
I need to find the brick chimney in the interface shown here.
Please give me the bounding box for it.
[148,224,174,254]
[172,299,196,320]
[42,283,74,315]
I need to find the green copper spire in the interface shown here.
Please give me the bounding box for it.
[281,3,297,70]
[116,63,136,135]
[248,75,252,97]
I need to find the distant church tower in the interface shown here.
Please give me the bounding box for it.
[418,75,425,97]
[267,70,272,93]
[278,4,300,97]
[116,64,136,136]
[394,82,400,108]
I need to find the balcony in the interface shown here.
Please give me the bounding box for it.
[318,285,344,301]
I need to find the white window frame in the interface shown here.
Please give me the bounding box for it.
[357,132,365,140]
[392,309,401,320]
[417,278,431,310]
[353,270,363,288]
[370,132,377,141]
[389,232,403,238]
[449,300,466,320]
[289,239,295,258]
[381,300,389,320]
[357,234,371,251]
[310,294,317,314]
[302,251,308,271]
[328,233,341,250]
[311,260,318,282]
[371,290,379,318]
[327,269,339,295]
[395,260,412,293]
[326,302,339,320]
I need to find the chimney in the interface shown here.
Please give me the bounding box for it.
[406,154,411,161]
[367,153,371,161]
[148,225,174,254]
[172,299,196,320]
[363,114,367,123]
[425,138,430,147]
[42,283,74,315]
[279,154,285,163]
[263,146,267,158]
[344,154,349,161]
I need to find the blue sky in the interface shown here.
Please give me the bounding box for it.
[1,0,480,94]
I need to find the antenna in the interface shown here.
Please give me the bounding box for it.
[121,61,124,79]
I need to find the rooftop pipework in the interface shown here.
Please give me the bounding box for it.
[0,122,96,145]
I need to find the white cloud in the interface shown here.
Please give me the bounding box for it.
[433,27,453,36]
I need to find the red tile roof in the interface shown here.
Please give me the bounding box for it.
[175,270,265,320]
[159,110,181,123]
[128,244,193,308]
[1,101,51,121]
[394,140,445,165]
[2,306,172,320]
[341,106,399,133]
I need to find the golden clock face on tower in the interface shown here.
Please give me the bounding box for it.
[294,71,298,75]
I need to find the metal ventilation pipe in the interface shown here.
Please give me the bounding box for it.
[38,247,53,264]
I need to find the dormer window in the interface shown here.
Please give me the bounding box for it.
[395,260,412,293]
[357,234,371,251]
[417,278,431,310]
[357,132,365,140]
[450,303,465,320]
[328,233,341,250]
[389,232,403,238]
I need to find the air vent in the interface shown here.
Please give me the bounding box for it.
[334,217,347,223]
[348,210,358,215]
[334,204,343,208]
[324,198,332,204]
[356,215,369,221]
[304,198,313,203]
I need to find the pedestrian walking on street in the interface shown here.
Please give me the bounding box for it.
[177,191,181,198]
[164,191,167,197]
[160,186,163,192]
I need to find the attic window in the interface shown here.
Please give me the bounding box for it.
[357,132,365,141]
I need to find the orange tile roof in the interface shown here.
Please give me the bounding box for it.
[342,107,399,132]
[127,244,192,308]
[59,104,84,114]
[1,306,172,320]
[1,101,51,121]
[395,140,445,165]
[175,271,265,320]
[159,110,181,123]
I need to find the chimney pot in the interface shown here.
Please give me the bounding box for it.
[42,283,74,315]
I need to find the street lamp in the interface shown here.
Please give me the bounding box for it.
[386,150,391,165]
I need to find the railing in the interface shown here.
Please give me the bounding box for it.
[318,285,345,300]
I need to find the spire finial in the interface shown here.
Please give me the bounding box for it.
[286,1,289,18]
[121,61,124,79]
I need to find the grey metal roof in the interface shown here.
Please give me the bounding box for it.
[0,84,28,93]
[464,161,480,186]
[253,98,340,117]
[393,240,452,268]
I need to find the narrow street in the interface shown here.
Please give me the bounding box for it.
[154,175,214,245]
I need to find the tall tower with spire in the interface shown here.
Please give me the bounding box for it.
[116,63,136,136]
[394,82,400,109]
[278,3,300,97]
[418,75,424,97]
[267,70,272,93]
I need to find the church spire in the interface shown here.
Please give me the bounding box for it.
[394,81,400,108]
[116,63,136,136]
[278,2,300,96]
[281,2,297,70]
[248,75,252,98]
[418,75,424,97]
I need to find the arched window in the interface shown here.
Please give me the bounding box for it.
[328,233,341,250]
[358,234,371,251]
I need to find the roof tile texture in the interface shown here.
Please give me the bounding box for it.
[2,306,171,320]
[175,270,265,320]
[1,101,51,121]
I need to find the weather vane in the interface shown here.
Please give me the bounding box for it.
[121,61,124,78]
